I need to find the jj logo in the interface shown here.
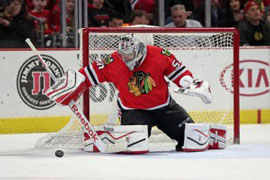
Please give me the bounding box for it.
[32,72,51,95]
[17,55,64,110]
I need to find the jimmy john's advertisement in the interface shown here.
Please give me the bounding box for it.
[0,50,79,117]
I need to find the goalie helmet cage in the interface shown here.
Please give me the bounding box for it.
[81,27,240,144]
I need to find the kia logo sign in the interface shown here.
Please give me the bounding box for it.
[220,60,269,96]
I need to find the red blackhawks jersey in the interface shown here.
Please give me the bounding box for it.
[79,46,193,110]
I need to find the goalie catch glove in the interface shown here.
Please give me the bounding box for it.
[45,69,87,105]
[174,79,213,104]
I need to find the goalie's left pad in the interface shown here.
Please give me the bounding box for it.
[45,69,87,105]
[182,123,210,152]
[174,80,213,104]
[83,125,149,154]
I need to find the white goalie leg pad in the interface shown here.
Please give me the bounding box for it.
[209,124,227,149]
[83,125,149,154]
[182,123,210,152]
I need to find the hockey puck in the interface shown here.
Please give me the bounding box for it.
[55,150,64,157]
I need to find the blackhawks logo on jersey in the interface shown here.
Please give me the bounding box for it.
[161,49,172,57]
[128,71,156,96]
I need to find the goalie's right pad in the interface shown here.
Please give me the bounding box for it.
[182,123,210,152]
[209,124,227,149]
[45,69,87,105]
[174,80,213,104]
[83,125,149,154]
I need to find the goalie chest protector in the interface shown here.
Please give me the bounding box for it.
[81,46,192,110]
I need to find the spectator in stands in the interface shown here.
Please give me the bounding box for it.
[26,0,35,11]
[192,0,204,10]
[236,1,270,45]
[88,0,116,27]
[219,0,244,27]
[44,0,75,47]
[25,0,55,12]
[253,0,270,15]
[192,0,226,27]
[0,0,36,48]
[109,13,124,27]
[102,0,156,24]
[129,0,157,25]
[63,0,74,33]
[265,6,270,23]
[129,0,155,14]
[129,10,152,25]
[101,0,131,23]
[51,0,74,33]
[247,0,270,24]
[165,4,203,27]
[165,0,194,24]
[239,0,270,17]
[29,0,54,35]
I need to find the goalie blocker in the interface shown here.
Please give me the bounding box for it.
[45,69,87,105]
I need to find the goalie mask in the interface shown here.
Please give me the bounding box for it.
[118,34,146,71]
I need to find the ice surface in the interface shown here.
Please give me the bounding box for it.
[0,124,270,180]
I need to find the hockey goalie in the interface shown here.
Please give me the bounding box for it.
[45,33,226,153]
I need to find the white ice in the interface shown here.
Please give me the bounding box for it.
[0,124,270,180]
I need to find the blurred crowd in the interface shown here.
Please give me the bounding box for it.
[0,0,269,48]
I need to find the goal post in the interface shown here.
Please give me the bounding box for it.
[80,27,240,144]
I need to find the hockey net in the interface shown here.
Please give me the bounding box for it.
[36,27,240,150]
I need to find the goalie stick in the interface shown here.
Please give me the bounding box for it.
[25,38,128,153]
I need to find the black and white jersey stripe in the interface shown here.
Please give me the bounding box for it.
[84,64,101,86]
[167,66,187,82]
